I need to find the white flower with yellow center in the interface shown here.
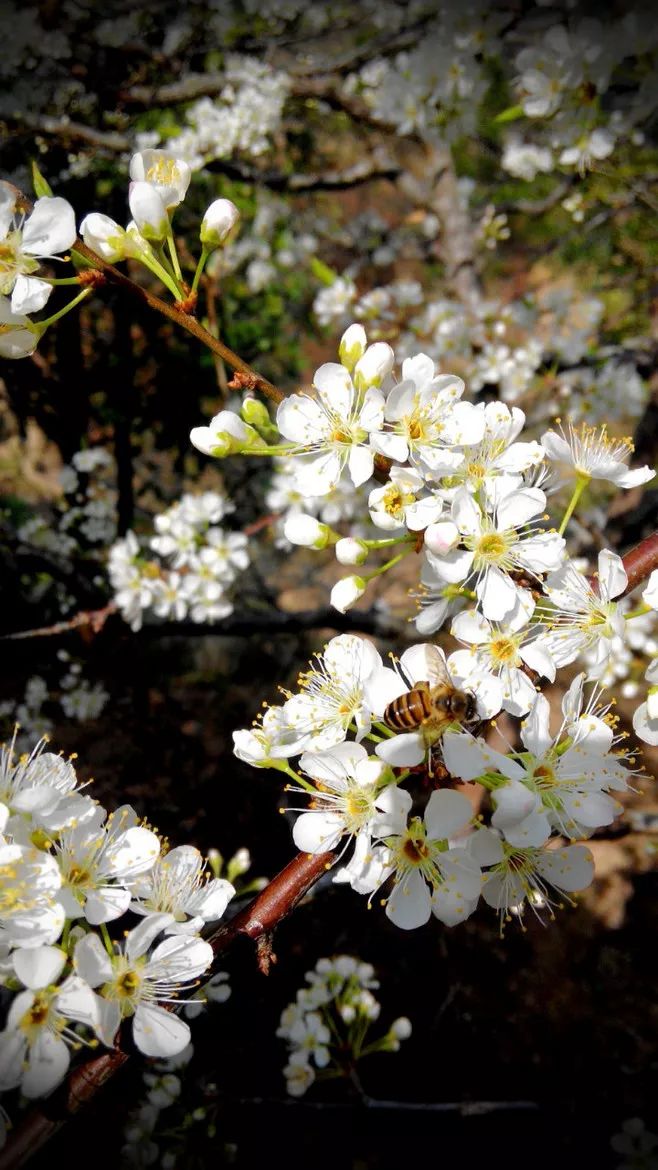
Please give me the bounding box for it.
[532,548,628,677]
[129,150,191,210]
[425,485,565,621]
[0,843,64,949]
[541,421,655,489]
[282,634,383,751]
[276,362,385,495]
[289,742,408,856]
[444,675,639,844]
[0,946,98,1099]
[448,608,556,718]
[55,805,161,925]
[0,188,76,314]
[75,913,213,1058]
[435,401,545,503]
[371,353,484,471]
[346,790,483,930]
[130,845,234,935]
[0,734,95,834]
[232,705,309,767]
[368,466,442,532]
[471,829,595,928]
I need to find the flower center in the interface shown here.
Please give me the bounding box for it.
[402,836,429,864]
[467,461,487,482]
[118,970,141,997]
[146,159,181,186]
[475,533,508,562]
[489,636,519,664]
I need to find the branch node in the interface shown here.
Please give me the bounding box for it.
[255,931,277,976]
[78,268,107,289]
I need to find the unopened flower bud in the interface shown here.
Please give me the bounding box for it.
[330,575,366,613]
[200,198,240,250]
[424,520,460,556]
[339,324,367,373]
[335,537,369,566]
[284,514,333,549]
[190,410,259,457]
[391,1016,412,1040]
[128,182,169,243]
[80,213,128,262]
[353,342,395,391]
[240,397,271,428]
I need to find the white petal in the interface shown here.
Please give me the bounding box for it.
[424,790,473,839]
[104,826,160,878]
[147,936,213,982]
[612,466,655,488]
[596,549,627,602]
[521,695,553,756]
[133,1004,191,1058]
[56,975,100,1029]
[84,885,132,925]
[13,946,66,990]
[375,733,425,767]
[0,1030,26,1091]
[348,444,374,487]
[313,362,354,417]
[385,869,431,930]
[451,610,491,645]
[536,844,594,892]
[500,811,551,848]
[431,887,479,926]
[293,811,344,854]
[22,197,76,256]
[441,733,488,782]
[74,933,112,987]
[11,275,53,315]
[22,1032,70,1098]
[125,913,175,962]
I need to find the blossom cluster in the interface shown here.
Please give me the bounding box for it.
[0,147,242,359]
[109,491,249,631]
[0,657,109,753]
[209,323,657,930]
[0,734,235,1101]
[277,954,411,1097]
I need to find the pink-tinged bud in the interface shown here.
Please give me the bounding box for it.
[335,537,369,566]
[128,182,169,243]
[330,575,366,613]
[200,199,240,249]
[424,520,460,556]
[283,514,333,549]
[339,324,367,373]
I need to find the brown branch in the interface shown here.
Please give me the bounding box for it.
[620,532,658,596]
[205,154,400,193]
[0,851,335,1170]
[71,241,284,404]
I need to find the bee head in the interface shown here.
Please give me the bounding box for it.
[452,691,478,723]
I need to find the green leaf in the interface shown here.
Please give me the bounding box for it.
[31,160,53,198]
[493,104,525,125]
[309,256,339,286]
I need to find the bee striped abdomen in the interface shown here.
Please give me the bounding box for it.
[384,687,433,731]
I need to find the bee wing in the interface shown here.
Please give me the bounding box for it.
[426,647,452,688]
[399,643,451,688]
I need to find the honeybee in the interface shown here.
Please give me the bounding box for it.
[383,649,478,747]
